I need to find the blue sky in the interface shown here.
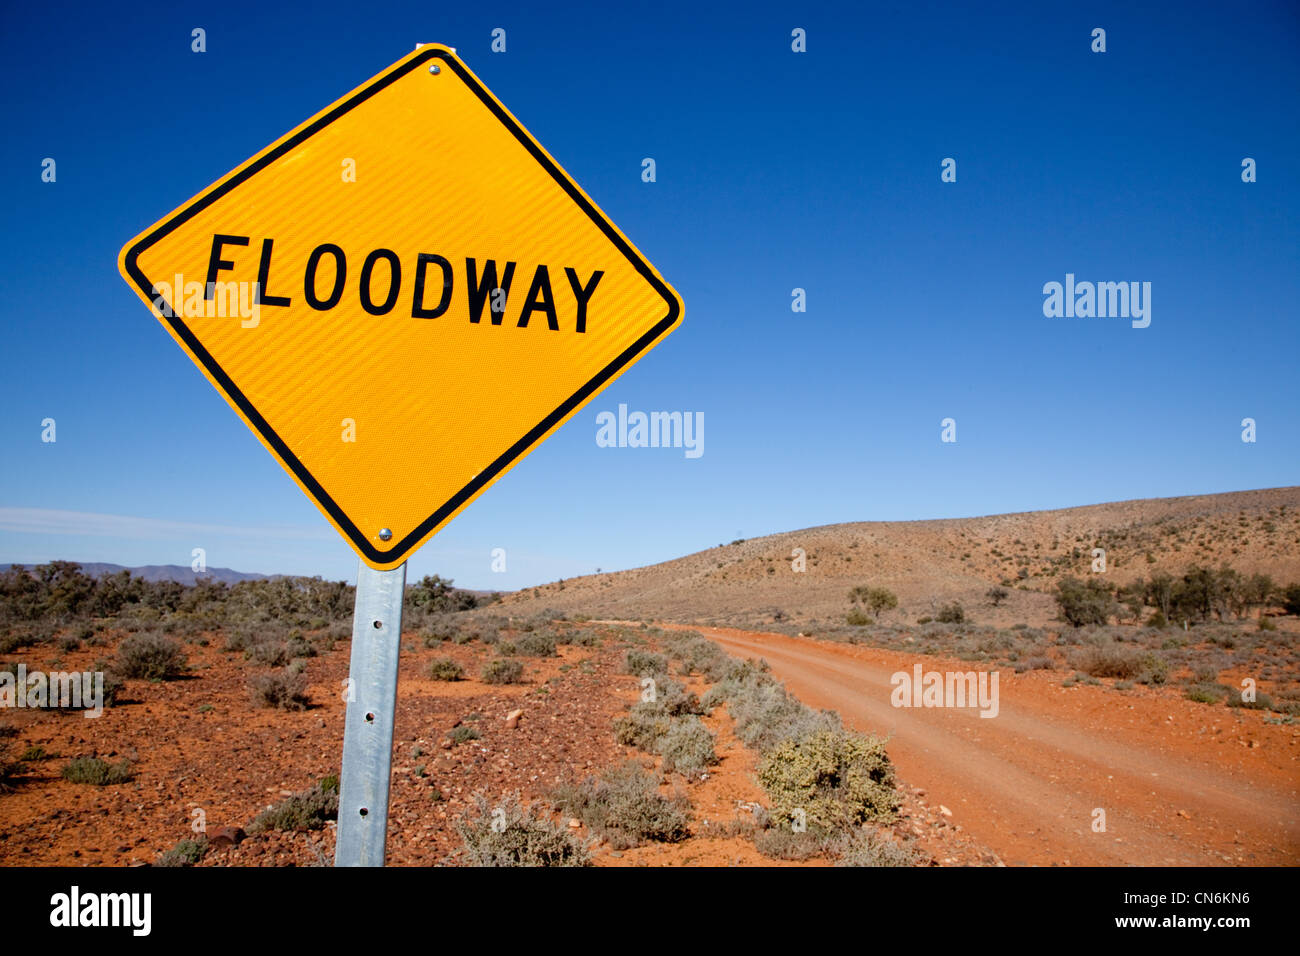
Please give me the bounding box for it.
[2,0,1297,589]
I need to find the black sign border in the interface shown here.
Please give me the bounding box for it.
[122,47,681,566]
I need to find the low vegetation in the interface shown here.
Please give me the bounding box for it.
[623,649,668,676]
[481,659,524,684]
[456,792,590,867]
[498,631,557,657]
[848,585,898,621]
[550,761,691,848]
[156,836,209,867]
[837,828,923,867]
[701,659,838,751]
[615,699,717,776]
[61,756,133,786]
[448,725,481,746]
[655,634,909,858]
[752,826,832,860]
[1068,640,1169,684]
[614,658,717,777]
[428,658,464,681]
[249,778,339,832]
[249,668,311,710]
[757,728,897,834]
[936,602,965,624]
[115,632,187,680]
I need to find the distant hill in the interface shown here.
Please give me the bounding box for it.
[485,487,1300,632]
[0,563,270,586]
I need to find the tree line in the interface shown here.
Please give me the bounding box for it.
[1055,565,1300,628]
[0,561,491,631]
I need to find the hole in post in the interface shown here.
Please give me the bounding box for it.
[359,807,368,817]
[372,620,382,629]
[365,712,375,723]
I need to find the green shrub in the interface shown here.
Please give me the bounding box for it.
[481,659,524,684]
[285,634,317,659]
[753,826,831,861]
[662,632,730,680]
[623,649,668,676]
[91,661,124,708]
[223,629,251,653]
[550,762,690,849]
[501,632,557,657]
[637,674,701,716]
[757,729,897,833]
[836,829,921,867]
[1070,643,1143,679]
[407,574,480,614]
[1185,684,1227,704]
[1226,688,1275,710]
[564,629,602,647]
[1136,653,1169,685]
[656,716,717,776]
[704,663,837,751]
[849,586,899,617]
[428,658,464,681]
[249,781,338,832]
[249,670,310,710]
[246,637,290,666]
[449,725,481,746]
[115,632,186,680]
[1055,577,1117,627]
[156,836,209,867]
[456,792,590,866]
[845,608,872,627]
[422,618,460,645]
[614,703,673,752]
[62,756,133,786]
[936,602,966,624]
[660,680,703,717]
[1013,655,1055,673]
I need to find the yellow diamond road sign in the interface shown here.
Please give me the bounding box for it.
[118,45,682,570]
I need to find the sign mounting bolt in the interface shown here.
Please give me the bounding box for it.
[378,528,393,541]
[429,64,440,74]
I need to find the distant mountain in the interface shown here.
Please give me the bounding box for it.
[0,562,271,586]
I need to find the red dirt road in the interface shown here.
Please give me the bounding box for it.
[678,625,1299,866]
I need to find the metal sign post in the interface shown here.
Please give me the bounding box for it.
[335,558,407,866]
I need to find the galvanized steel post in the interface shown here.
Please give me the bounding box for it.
[335,559,406,866]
